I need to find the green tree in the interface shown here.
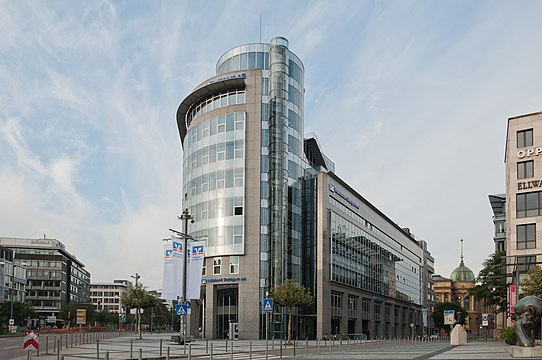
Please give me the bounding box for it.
[522,265,542,297]
[121,283,157,338]
[95,309,121,328]
[469,251,507,313]
[433,302,466,331]
[271,279,313,344]
[59,302,95,328]
[0,301,36,329]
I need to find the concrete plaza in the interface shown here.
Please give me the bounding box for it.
[10,333,541,360]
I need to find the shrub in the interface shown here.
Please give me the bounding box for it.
[500,326,517,345]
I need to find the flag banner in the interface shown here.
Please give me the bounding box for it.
[161,239,174,300]
[171,235,185,299]
[186,241,205,299]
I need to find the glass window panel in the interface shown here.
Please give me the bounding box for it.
[239,53,247,69]
[256,52,264,68]
[248,52,256,68]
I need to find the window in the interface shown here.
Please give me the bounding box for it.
[229,256,239,274]
[233,226,243,244]
[518,161,534,179]
[517,129,533,148]
[213,258,222,275]
[331,290,342,309]
[517,256,536,274]
[202,259,206,276]
[517,191,542,218]
[517,223,536,249]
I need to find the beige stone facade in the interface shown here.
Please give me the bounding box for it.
[505,112,542,289]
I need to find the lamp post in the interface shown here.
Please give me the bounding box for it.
[177,208,194,344]
[131,273,141,337]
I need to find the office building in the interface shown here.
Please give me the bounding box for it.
[504,112,542,291]
[176,37,434,340]
[0,246,27,305]
[90,280,131,313]
[0,236,90,322]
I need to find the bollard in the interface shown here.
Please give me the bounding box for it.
[272,337,275,349]
[184,337,187,355]
[339,338,342,352]
[317,339,320,353]
[139,348,142,360]
[59,336,62,351]
[226,338,229,352]
[293,339,296,357]
[130,339,133,358]
[167,346,170,360]
[189,343,192,360]
[206,339,209,354]
[96,339,100,359]
[105,351,109,360]
[280,339,282,359]
[230,340,233,360]
[160,339,163,356]
[57,339,60,360]
[306,338,309,356]
[249,341,253,360]
[45,336,49,355]
[210,343,213,360]
[53,336,56,353]
[60,357,64,360]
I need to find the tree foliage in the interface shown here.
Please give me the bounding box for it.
[121,283,157,338]
[522,265,542,297]
[59,302,95,327]
[432,302,466,331]
[271,279,313,343]
[0,301,36,328]
[468,251,507,313]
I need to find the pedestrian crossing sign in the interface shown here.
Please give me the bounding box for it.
[263,298,273,313]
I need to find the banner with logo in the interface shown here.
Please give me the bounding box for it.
[509,284,517,315]
[161,240,174,300]
[171,235,186,299]
[186,241,205,299]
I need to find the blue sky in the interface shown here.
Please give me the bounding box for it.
[1,1,541,289]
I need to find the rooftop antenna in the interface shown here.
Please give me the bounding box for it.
[259,13,262,43]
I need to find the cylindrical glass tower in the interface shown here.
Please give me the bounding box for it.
[177,37,305,340]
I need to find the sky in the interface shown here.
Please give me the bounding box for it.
[1,1,541,290]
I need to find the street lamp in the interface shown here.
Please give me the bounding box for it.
[131,273,141,337]
[175,208,194,344]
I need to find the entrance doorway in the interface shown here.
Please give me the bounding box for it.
[215,285,238,339]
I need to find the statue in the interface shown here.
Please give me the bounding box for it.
[514,295,542,347]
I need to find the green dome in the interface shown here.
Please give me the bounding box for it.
[450,261,475,282]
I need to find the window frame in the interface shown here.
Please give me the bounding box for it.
[517,129,534,148]
[518,160,534,179]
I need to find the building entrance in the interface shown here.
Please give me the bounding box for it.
[215,285,238,339]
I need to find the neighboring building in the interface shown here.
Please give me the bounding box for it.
[432,240,492,335]
[489,194,506,253]
[176,37,434,340]
[0,246,27,305]
[504,112,542,291]
[0,236,90,322]
[90,280,131,313]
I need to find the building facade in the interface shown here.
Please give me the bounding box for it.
[90,280,130,313]
[176,37,433,340]
[504,112,542,293]
[0,237,90,322]
[0,246,27,305]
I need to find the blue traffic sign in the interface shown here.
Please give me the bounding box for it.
[263,298,273,313]
[186,300,192,309]
[175,304,188,316]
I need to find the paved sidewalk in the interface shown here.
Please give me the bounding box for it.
[12,333,542,360]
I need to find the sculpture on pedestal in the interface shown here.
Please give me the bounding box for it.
[514,295,542,347]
